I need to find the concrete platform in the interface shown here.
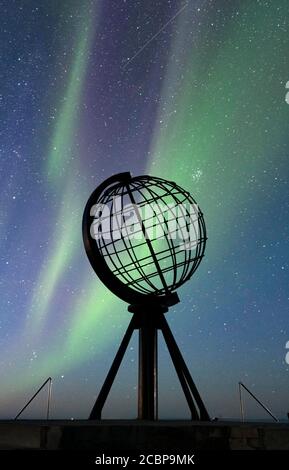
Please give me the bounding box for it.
[0,420,288,451]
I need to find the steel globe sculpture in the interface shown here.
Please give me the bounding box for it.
[83,173,210,421]
[83,172,206,307]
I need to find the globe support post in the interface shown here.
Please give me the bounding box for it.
[137,310,158,420]
[89,305,210,421]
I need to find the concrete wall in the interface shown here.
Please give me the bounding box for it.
[0,420,288,450]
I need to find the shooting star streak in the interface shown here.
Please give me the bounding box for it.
[122,2,189,70]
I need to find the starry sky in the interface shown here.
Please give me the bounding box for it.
[1,0,289,420]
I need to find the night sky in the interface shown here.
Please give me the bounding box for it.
[1,0,289,420]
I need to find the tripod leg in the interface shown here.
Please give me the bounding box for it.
[89,315,136,420]
[160,315,210,421]
[160,317,199,420]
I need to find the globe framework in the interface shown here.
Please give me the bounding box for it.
[88,175,206,300]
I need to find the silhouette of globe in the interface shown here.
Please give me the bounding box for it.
[84,174,206,305]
